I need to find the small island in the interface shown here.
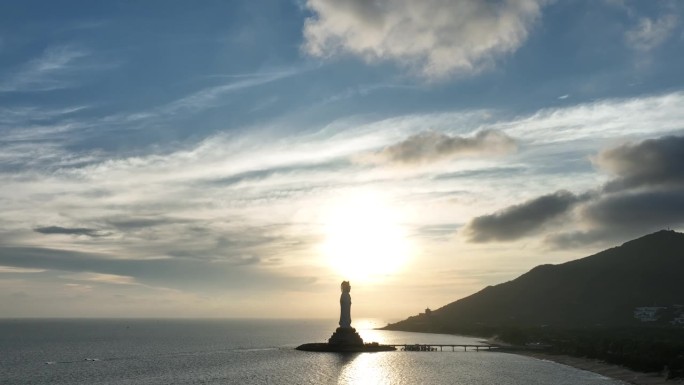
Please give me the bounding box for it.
[296,281,396,353]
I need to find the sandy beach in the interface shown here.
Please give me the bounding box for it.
[512,351,682,385]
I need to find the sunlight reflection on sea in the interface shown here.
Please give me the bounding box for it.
[0,319,624,385]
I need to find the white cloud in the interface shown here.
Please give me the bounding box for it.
[502,91,684,143]
[302,0,546,79]
[625,14,678,51]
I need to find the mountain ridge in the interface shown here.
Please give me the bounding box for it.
[384,230,684,332]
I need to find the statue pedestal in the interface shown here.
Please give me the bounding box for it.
[297,327,395,351]
[328,327,364,346]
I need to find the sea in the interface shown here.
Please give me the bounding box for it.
[0,318,625,385]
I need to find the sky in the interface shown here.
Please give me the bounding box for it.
[1,0,684,321]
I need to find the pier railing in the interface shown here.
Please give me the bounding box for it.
[388,344,499,352]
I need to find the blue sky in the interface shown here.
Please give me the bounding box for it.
[1,0,683,319]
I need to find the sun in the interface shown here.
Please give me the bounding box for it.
[321,191,412,281]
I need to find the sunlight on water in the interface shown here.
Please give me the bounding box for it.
[332,351,623,385]
[338,353,389,385]
[352,318,385,330]
[0,319,626,385]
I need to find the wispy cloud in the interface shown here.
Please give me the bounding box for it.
[0,69,304,153]
[0,104,94,147]
[0,45,89,92]
[502,92,684,143]
[159,71,296,115]
[0,105,89,125]
[0,266,45,273]
[0,246,316,293]
[62,272,137,285]
[110,69,303,125]
[0,141,102,172]
[625,14,678,51]
[0,91,683,300]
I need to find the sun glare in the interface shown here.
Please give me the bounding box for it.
[321,191,411,281]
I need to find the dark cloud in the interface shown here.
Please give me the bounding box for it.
[371,130,516,165]
[595,135,684,192]
[34,226,104,237]
[465,135,684,247]
[464,190,585,242]
[544,230,615,250]
[544,188,684,249]
[583,188,684,229]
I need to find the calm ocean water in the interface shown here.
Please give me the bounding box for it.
[0,319,624,384]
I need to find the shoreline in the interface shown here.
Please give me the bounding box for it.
[382,329,683,384]
[507,350,681,385]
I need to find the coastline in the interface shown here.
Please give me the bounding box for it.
[382,329,683,384]
[508,350,681,385]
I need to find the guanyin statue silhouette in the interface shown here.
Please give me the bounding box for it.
[339,281,352,328]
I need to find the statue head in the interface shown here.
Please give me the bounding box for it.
[341,281,351,293]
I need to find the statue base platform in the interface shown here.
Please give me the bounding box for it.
[328,327,364,346]
[295,342,396,353]
[296,327,396,353]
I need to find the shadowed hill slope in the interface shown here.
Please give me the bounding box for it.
[384,230,684,333]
